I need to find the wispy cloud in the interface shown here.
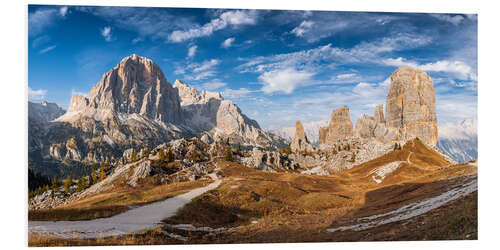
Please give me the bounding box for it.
[32,35,50,48]
[176,59,220,81]
[429,14,464,25]
[291,20,314,37]
[258,68,315,94]
[237,34,432,74]
[382,57,476,81]
[28,87,47,101]
[169,10,257,42]
[221,37,235,48]
[222,88,253,99]
[199,79,227,91]
[187,45,197,58]
[101,26,112,42]
[39,45,56,54]
[29,8,58,36]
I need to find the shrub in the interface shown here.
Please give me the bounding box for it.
[225,147,233,162]
[131,149,137,162]
[158,148,166,162]
[64,176,71,194]
[167,147,174,162]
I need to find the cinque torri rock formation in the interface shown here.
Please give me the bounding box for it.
[28,54,284,167]
[318,106,354,146]
[385,67,438,146]
[338,67,438,147]
[291,120,314,152]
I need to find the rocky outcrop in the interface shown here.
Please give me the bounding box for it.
[385,67,438,146]
[174,80,286,148]
[291,120,313,152]
[319,106,354,146]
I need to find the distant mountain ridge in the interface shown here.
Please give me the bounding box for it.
[437,118,477,163]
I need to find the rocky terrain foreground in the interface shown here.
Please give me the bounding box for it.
[28,138,477,246]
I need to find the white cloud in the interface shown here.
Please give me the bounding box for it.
[168,10,257,42]
[222,88,252,98]
[101,26,112,42]
[291,20,314,37]
[238,34,432,74]
[430,14,464,25]
[200,79,227,90]
[28,87,47,101]
[187,45,197,58]
[59,6,68,17]
[181,59,220,81]
[132,37,143,44]
[193,59,219,73]
[39,45,56,54]
[221,37,235,48]
[29,8,58,36]
[258,68,315,94]
[382,57,476,80]
[32,35,50,48]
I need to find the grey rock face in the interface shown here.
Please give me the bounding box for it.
[385,67,438,146]
[291,120,314,152]
[319,106,354,146]
[173,80,285,149]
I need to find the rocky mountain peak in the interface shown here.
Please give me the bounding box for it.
[174,79,222,106]
[64,54,182,123]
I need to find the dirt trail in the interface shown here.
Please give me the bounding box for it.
[28,173,222,239]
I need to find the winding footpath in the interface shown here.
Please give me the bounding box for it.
[29,172,222,239]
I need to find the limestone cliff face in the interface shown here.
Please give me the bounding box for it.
[291,120,314,152]
[67,54,182,123]
[173,80,285,148]
[319,106,354,145]
[385,67,438,146]
[42,55,185,163]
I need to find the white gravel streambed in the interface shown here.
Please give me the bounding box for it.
[326,175,477,233]
[28,174,222,239]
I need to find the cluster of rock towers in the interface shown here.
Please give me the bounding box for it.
[291,67,438,152]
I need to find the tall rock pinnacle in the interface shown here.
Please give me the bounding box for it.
[319,106,354,145]
[291,120,314,152]
[385,67,438,146]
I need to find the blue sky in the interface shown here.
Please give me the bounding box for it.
[28,5,477,128]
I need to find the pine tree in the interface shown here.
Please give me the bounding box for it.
[167,147,174,162]
[225,147,233,162]
[76,177,84,192]
[131,149,137,162]
[64,176,71,194]
[100,162,106,182]
[51,176,58,197]
[158,148,166,162]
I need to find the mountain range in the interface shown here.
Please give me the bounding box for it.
[28,54,286,176]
